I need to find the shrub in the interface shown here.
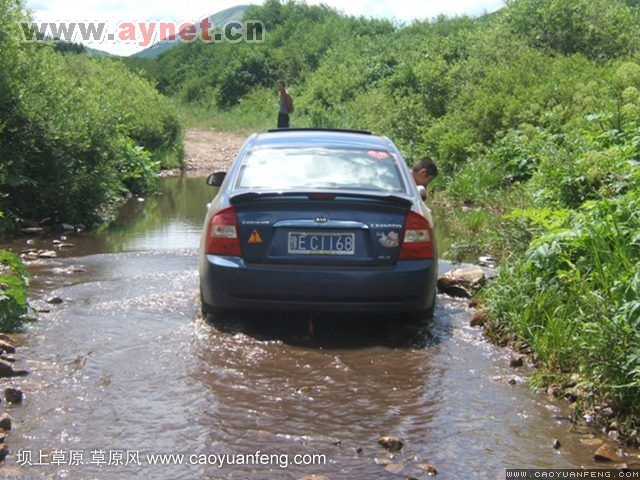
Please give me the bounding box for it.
[485,192,640,416]
[1,42,182,231]
[0,250,29,332]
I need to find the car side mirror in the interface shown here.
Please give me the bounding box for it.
[207,171,226,187]
[417,185,427,201]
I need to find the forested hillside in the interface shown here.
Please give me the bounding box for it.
[128,0,640,432]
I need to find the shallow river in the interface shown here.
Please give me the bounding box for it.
[1,177,613,479]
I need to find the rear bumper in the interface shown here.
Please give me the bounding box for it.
[199,254,437,314]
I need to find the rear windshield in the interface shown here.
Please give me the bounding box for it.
[235,147,405,192]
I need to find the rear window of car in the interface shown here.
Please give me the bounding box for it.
[235,147,405,192]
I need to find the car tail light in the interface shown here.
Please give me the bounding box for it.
[205,206,242,256]
[399,211,434,260]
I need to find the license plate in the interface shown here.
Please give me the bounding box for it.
[288,232,355,255]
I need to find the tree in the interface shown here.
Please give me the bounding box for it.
[217,46,275,108]
[1,0,182,232]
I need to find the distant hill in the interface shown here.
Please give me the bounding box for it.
[49,40,113,58]
[132,5,249,59]
[85,46,113,58]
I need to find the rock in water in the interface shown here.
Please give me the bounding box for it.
[378,436,404,452]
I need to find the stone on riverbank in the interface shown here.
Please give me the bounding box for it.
[3,388,23,404]
[593,442,625,462]
[0,443,8,462]
[0,359,28,378]
[0,413,11,431]
[0,340,15,355]
[470,309,488,327]
[437,266,486,298]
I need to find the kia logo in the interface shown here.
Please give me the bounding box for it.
[315,216,329,223]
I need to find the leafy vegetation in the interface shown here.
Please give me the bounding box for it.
[1,0,182,330]
[485,190,640,420]
[0,250,29,331]
[127,0,640,429]
[0,0,183,235]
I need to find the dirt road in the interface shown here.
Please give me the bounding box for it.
[175,128,247,176]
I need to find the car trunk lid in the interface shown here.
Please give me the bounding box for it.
[230,191,413,266]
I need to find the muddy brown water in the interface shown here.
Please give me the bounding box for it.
[0,177,616,479]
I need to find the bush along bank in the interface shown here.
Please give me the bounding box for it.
[0,47,183,234]
[439,257,640,460]
[1,1,183,236]
[0,251,29,333]
[478,191,640,448]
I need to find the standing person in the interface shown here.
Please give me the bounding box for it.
[277,81,294,128]
[411,157,438,188]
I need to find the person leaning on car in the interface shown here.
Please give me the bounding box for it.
[277,81,293,128]
[411,157,438,191]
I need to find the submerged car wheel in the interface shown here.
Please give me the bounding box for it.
[200,289,217,320]
[408,289,436,321]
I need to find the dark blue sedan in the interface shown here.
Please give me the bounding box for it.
[199,129,437,318]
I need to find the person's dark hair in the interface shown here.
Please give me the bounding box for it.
[412,157,438,177]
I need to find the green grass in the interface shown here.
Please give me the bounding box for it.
[484,193,640,425]
[174,88,284,134]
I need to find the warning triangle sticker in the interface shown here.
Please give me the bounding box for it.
[248,230,263,244]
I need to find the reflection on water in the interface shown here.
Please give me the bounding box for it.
[105,176,216,253]
[1,177,216,261]
[0,176,616,480]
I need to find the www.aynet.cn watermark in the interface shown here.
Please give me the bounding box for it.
[19,18,265,48]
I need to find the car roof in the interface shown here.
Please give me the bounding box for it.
[249,128,395,151]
